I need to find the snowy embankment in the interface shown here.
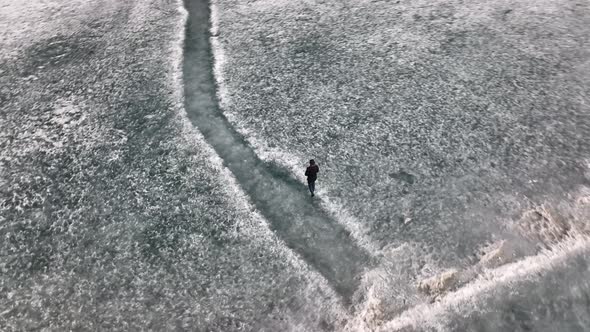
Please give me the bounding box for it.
[0,0,345,330]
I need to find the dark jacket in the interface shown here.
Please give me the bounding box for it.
[305,164,319,182]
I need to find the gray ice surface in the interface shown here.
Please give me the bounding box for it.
[210,0,590,330]
[182,0,371,302]
[0,1,346,331]
[2,0,590,330]
[213,0,590,254]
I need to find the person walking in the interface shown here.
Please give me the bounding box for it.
[305,159,319,197]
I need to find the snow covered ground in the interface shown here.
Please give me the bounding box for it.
[0,0,345,330]
[212,0,590,252]
[2,0,590,330]
[210,0,590,330]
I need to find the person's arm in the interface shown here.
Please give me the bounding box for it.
[305,167,309,176]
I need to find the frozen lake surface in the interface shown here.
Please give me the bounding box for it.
[1,0,590,331]
[210,0,590,329]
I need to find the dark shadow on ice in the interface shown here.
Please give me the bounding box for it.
[182,0,371,301]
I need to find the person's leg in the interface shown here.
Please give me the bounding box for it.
[309,180,315,196]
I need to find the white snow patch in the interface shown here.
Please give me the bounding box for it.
[209,1,231,109]
[209,1,220,37]
[378,236,590,331]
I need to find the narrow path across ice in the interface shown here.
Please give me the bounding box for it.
[182,0,371,301]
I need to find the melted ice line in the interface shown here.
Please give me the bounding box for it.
[181,0,371,301]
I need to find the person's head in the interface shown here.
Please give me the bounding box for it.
[309,159,315,165]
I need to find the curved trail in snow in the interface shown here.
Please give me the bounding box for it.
[182,0,370,300]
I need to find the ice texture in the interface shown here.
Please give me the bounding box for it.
[0,0,346,330]
[212,0,590,250]
[184,0,371,302]
[210,0,590,329]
